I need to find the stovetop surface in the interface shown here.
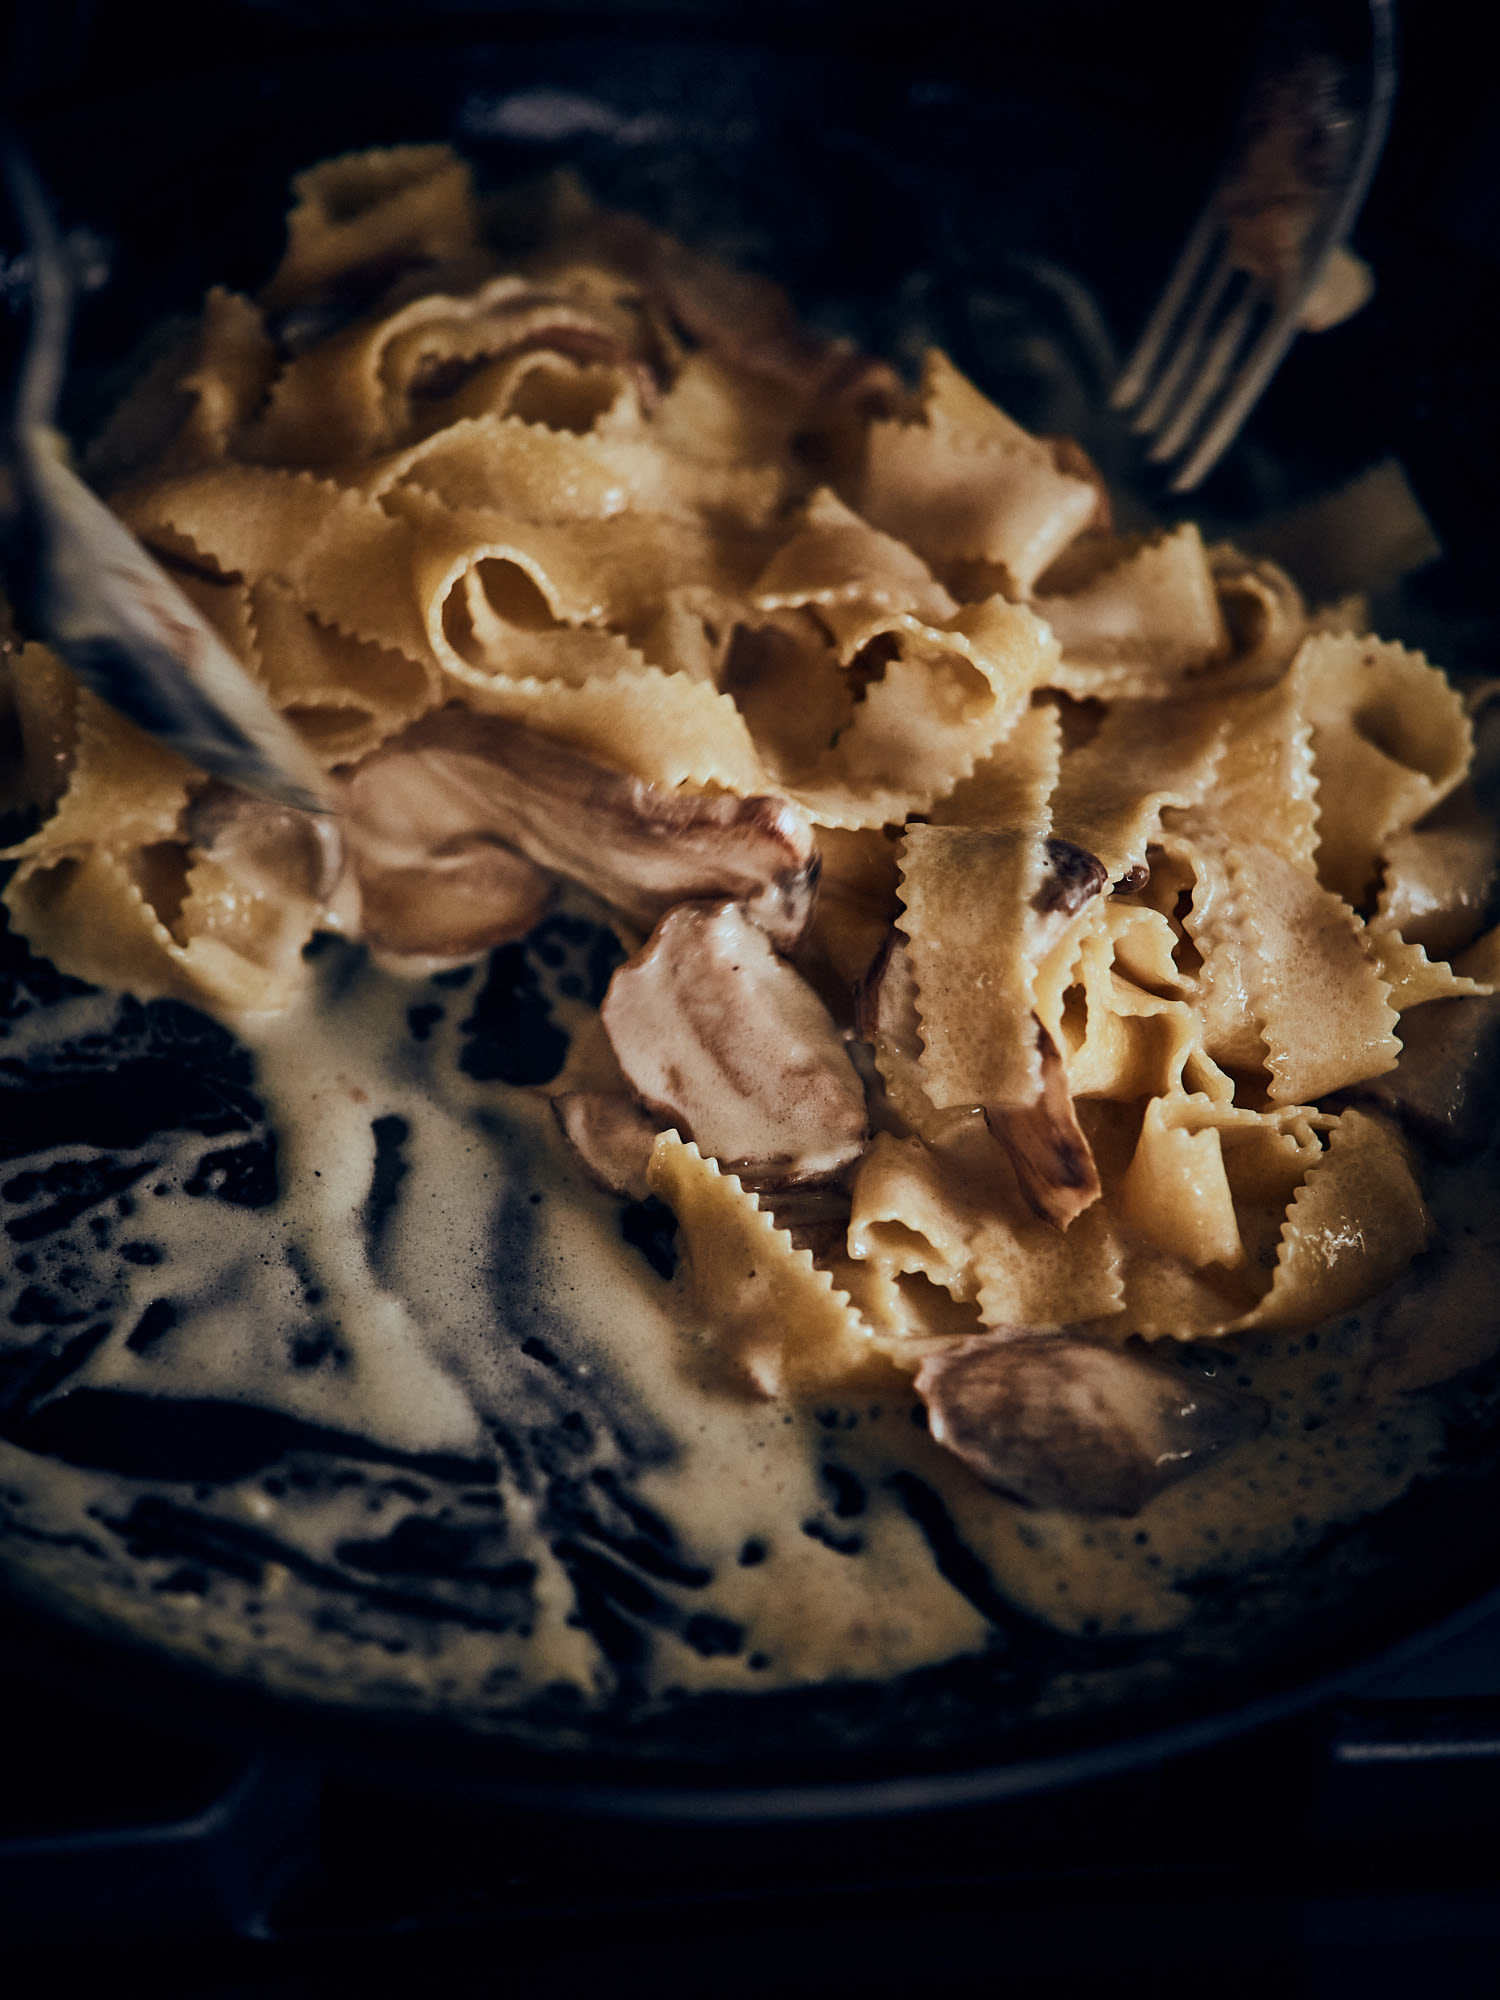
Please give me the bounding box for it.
[4,1599,1500,1995]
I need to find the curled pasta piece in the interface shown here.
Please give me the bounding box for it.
[1293,632,1472,908]
[1049,694,1228,881]
[1231,840,1399,1103]
[783,596,1058,830]
[847,1130,990,1302]
[1236,1108,1430,1332]
[118,465,431,663]
[401,487,769,669]
[753,487,957,623]
[6,674,192,859]
[1045,904,1212,1105]
[248,275,660,467]
[247,577,442,762]
[261,144,481,311]
[1035,525,1230,684]
[169,289,278,471]
[363,410,784,526]
[1208,544,1307,687]
[862,351,1098,596]
[3,686,325,1010]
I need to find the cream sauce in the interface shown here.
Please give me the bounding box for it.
[1,928,1497,1724]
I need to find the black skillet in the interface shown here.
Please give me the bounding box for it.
[3,0,1500,1819]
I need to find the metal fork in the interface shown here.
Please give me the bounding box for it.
[1112,0,1396,492]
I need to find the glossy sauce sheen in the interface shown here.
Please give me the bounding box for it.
[0,922,1494,1723]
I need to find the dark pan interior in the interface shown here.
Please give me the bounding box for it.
[3,0,1499,1814]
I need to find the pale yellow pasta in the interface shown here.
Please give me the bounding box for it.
[1293,631,1472,907]
[753,486,958,622]
[171,288,277,469]
[1206,674,1319,870]
[248,577,442,759]
[118,465,432,661]
[1036,524,1230,681]
[1049,694,1228,879]
[449,662,770,793]
[1238,1108,1429,1331]
[1361,924,1493,1011]
[1230,841,1398,1103]
[862,351,1098,596]
[847,1131,988,1300]
[928,697,1062,832]
[261,144,481,311]
[646,1133,894,1395]
[972,1197,1128,1332]
[781,597,1057,829]
[897,824,1049,1109]
[2,142,1484,1445]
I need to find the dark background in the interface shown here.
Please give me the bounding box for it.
[3,4,1499,1991]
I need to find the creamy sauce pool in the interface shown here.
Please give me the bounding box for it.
[1,931,1496,1719]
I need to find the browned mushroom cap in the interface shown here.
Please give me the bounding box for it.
[1034,836,1108,919]
[600,898,868,1187]
[341,708,818,954]
[985,1022,1100,1231]
[551,1090,658,1201]
[915,1333,1268,1516]
[334,736,556,966]
[355,844,555,969]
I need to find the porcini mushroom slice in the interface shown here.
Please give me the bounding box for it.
[343,708,818,950]
[337,737,556,965]
[551,1090,658,1201]
[1035,836,1108,919]
[985,1021,1100,1230]
[915,1333,1268,1516]
[601,898,868,1186]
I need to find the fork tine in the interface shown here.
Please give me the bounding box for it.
[1129,242,1236,435]
[1113,3,1398,492]
[1166,297,1310,491]
[1145,277,1264,463]
[1110,200,1221,412]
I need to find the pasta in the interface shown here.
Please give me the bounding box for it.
[4,143,1496,1523]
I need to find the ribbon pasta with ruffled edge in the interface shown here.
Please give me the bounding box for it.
[1,143,1492,1460]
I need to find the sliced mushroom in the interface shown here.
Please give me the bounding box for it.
[336,734,556,966]
[342,708,818,953]
[600,898,868,1186]
[915,1332,1268,1516]
[985,1021,1100,1230]
[551,1090,659,1201]
[1034,835,1108,919]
